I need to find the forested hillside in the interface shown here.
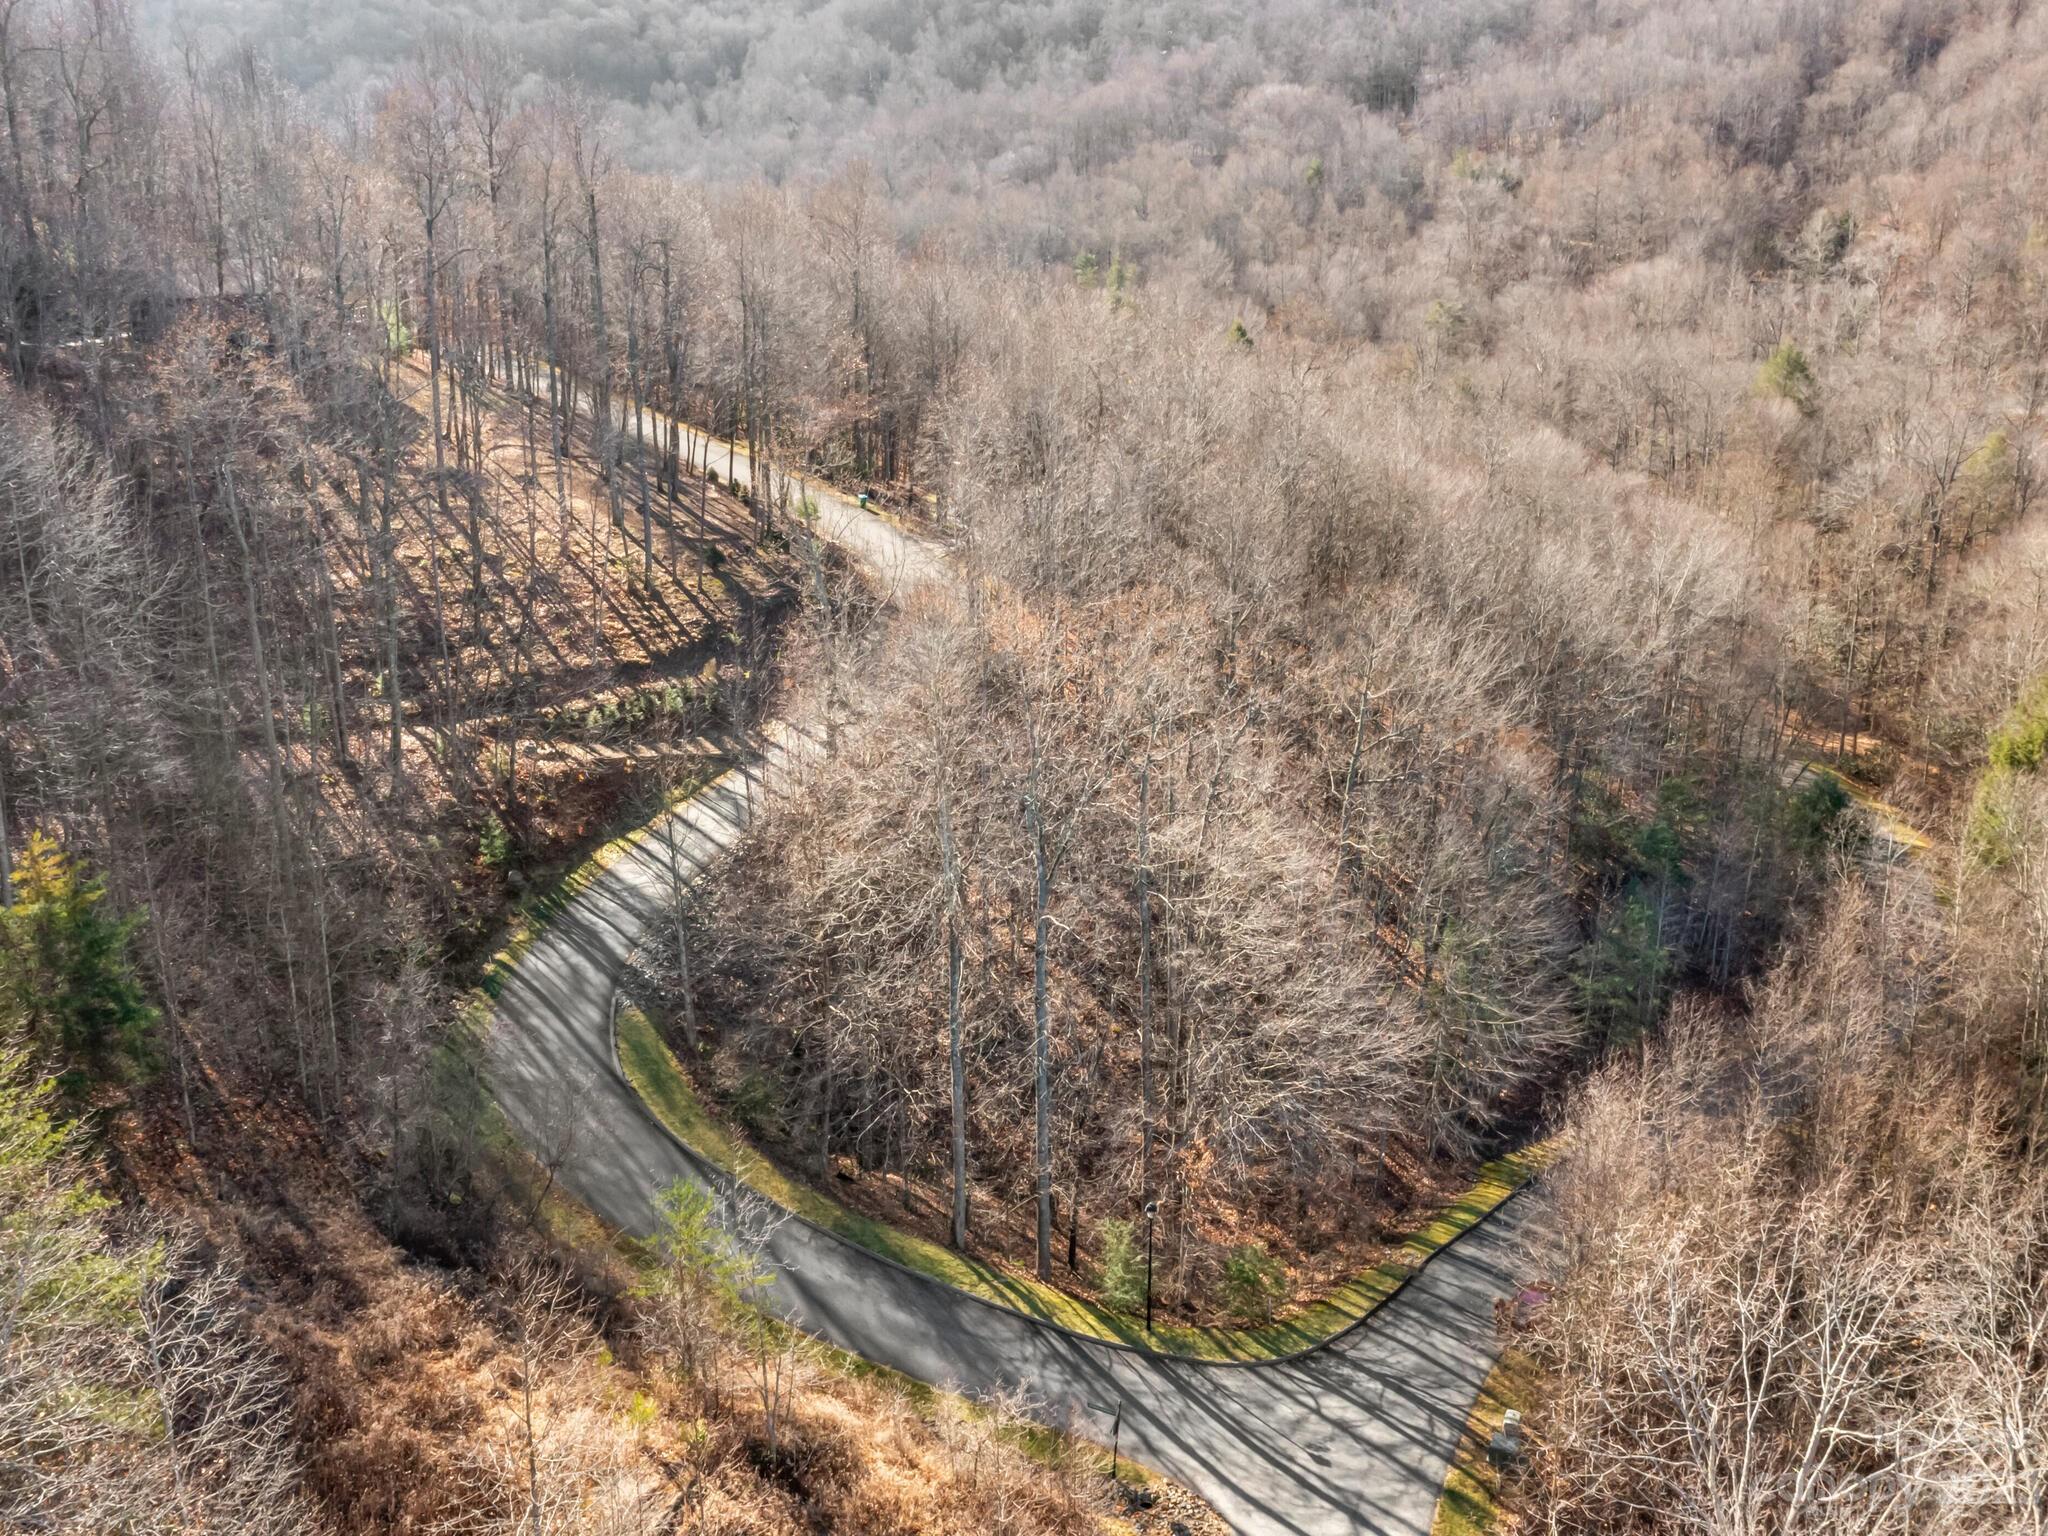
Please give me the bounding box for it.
[3,0,2046,1528]
[0,6,1191,1526]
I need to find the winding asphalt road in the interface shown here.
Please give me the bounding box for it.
[484,407,1541,1536]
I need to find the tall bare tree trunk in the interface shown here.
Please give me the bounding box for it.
[1137,759,1154,1196]
[1028,749,1054,1282]
[377,419,405,797]
[939,777,968,1249]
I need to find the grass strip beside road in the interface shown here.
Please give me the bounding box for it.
[467,756,728,1022]
[618,1004,1555,1363]
[1431,1345,1541,1536]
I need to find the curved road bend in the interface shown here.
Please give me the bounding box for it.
[485,410,1540,1536]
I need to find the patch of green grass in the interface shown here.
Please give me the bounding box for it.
[1432,1345,1541,1536]
[617,1005,1556,1362]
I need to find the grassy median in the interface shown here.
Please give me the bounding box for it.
[617,1003,1554,1363]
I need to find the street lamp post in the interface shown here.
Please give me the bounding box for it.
[1142,1200,1158,1336]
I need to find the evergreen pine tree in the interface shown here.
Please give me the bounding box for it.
[1,833,156,1078]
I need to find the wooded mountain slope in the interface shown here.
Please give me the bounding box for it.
[3,0,2047,1527]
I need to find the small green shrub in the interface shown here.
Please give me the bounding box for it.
[478,813,513,870]
[1795,208,1856,270]
[1818,210,1855,264]
[1965,427,2012,481]
[729,1070,782,1137]
[1106,253,1136,305]
[1754,340,1817,412]
[1970,676,2048,864]
[1783,772,1855,855]
[1425,298,1471,355]
[1220,1242,1288,1325]
[1968,772,2018,866]
[1989,677,2048,775]
[1097,1219,1145,1314]
[378,300,413,358]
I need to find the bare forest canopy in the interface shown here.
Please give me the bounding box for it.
[139,0,1500,183]
[4,0,2048,1528]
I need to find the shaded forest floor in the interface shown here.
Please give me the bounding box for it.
[259,352,805,976]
